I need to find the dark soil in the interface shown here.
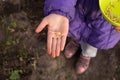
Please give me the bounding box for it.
[0,0,120,80]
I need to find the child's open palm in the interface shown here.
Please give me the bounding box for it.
[35,14,69,58]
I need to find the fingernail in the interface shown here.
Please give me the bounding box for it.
[53,56,55,58]
[35,30,37,33]
[61,49,63,51]
[57,54,59,57]
[35,30,38,33]
[52,55,55,58]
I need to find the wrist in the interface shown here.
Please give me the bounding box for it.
[49,13,69,22]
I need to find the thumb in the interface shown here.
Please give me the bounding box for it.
[35,18,48,33]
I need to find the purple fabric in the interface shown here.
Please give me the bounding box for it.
[44,0,120,49]
[44,0,77,21]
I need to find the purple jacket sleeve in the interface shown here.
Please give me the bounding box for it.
[44,0,77,21]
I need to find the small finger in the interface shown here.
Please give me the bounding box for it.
[61,36,67,51]
[51,38,57,58]
[56,38,61,57]
[47,32,52,55]
[116,28,120,33]
[117,29,120,33]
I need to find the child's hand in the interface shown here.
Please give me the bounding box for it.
[35,14,69,58]
[114,26,120,33]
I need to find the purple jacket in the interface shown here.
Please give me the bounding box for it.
[44,0,120,49]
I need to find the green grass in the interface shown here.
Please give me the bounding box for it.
[9,70,23,80]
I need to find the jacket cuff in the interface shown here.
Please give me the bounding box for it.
[44,7,75,22]
[48,10,72,21]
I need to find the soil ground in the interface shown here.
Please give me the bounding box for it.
[0,0,120,80]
